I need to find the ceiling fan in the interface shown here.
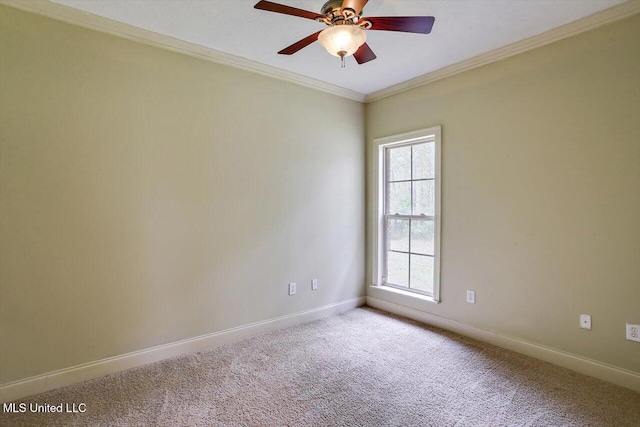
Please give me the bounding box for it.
[254,0,435,67]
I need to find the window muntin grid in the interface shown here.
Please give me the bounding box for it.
[384,142,436,295]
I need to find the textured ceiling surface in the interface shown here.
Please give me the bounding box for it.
[51,0,626,95]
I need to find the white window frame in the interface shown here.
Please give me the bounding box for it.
[372,126,442,302]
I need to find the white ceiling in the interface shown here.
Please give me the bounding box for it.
[50,0,627,95]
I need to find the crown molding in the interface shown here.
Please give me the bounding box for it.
[365,0,640,103]
[2,0,637,105]
[0,0,367,103]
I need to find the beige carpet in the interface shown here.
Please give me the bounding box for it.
[2,307,639,426]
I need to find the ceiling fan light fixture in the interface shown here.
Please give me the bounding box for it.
[318,25,366,59]
[255,0,435,66]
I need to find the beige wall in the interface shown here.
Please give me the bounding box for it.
[1,3,638,388]
[367,15,640,373]
[0,5,365,384]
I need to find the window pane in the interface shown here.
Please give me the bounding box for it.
[388,182,411,215]
[387,252,409,287]
[387,146,411,182]
[413,180,434,216]
[410,255,434,294]
[411,220,434,255]
[412,142,435,179]
[388,219,409,252]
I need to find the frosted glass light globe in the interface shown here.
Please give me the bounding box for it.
[318,25,367,58]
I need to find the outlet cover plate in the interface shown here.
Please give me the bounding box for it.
[626,324,640,342]
[288,283,296,296]
[580,314,591,330]
[466,290,475,304]
[311,279,318,290]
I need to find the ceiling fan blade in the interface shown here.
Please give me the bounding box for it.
[365,16,435,34]
[278,31,323,55]
[341,0,369,16]
[254,1,324,21]
[353,43,377,64]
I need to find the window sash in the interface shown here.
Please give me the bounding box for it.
[374,128,441,302]
[383,215,435,295]
[383,142,433,295]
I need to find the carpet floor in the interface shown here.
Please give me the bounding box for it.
[2,307,639,426]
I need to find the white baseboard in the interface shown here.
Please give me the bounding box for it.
[366,296,640,393]
[0,296,366,403]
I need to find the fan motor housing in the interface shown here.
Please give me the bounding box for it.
[321,0,362,23]
[321,1,344,15]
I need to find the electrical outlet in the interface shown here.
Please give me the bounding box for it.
[580,314,591,330]
[311,279,318,290]
[626,324,640,342]
[288,283,296,296]
[466,290,475,304]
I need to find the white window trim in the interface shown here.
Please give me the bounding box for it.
[372,126,442,303]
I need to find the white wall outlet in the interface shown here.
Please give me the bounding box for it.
[288,283,296,296]
[466,290,475,304]
[311,279,318,290]
[626,324,640,342]
[580,314,591,330]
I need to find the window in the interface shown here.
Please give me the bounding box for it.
[373,127,441,301]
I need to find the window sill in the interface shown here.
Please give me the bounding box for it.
[369,285,440,304]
